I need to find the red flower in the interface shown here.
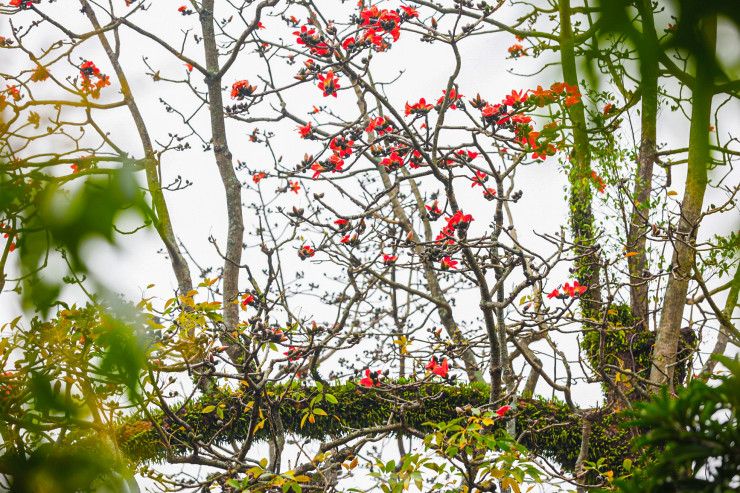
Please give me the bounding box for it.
[30,65,50,82]
[317,70,340,97]
[437,88,464,110]
[508,44,526,57]
[253,172,266,183]
[510,114,532,125]
[425,200,443,220]
[359,369,381,387]
[342,37,357,51]
[405,98,433,117]
[547,289,560,299]
[185,63,194,71]
[382,254,397,266]
[495,405,511,417]
[591,171,606,193]
[231,80,257,100]
[297,121,314,139]
[603,103,613,115]
[380,152,404,172]
[440,257,457,271]
[528,85,554,107]
[446,210,473,233]
[399,6,419,19]
[242,294,256,307]
[294,25,329,56]
[330,135,355,158]
[366,116,393,135]
[340,233,360,247]
[471,171,488,188]
[483,187,497,201]
[298,245,315,260]
[426,357,449,378]
[311,154,344,179]
[284,346,301,362]
[289,181,301,194]
[502,89,527,106]
[563,281,587,297]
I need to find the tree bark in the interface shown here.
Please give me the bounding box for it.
[650,15,715,390]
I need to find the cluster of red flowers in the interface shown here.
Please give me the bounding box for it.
[10,0,40,9]
[311,153,344,179]
[30,65,50,83]
[508,44,526,58]
[284,346,302,362]
[547,281,588,299]
[4,85,20,107]
[293,25,329,56]
[231,80,257,100]
[298,245,315,260]
[358,5,417,48]
[405,98,433,117]
[590,171,606,193]
[1,223,17,253]
[79,61,110,99]
[365,116,394,135]
[329,135,354,158]
[425,200,443,220]
[425,356,449,378]
[359,369,382,387]
[0,372,13,396]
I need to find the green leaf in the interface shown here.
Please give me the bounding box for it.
[201,405,216,413]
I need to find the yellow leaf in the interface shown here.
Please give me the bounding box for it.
[624,252,639,257]
[667,190,678,196]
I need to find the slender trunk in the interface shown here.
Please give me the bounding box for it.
[559,0,602,315]
[627,0,659,332]
[201,0,244,332]
[650,15,715,390]
[701,262,740,375]
[82,0,193,295]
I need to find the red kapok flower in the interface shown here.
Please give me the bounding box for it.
[298,245,315,260]
[253,172,266,183]
[231,80,257,100]
[425,200,443,220]
[405,98,433,117]
[297,121,314,139]
[31,65,50,82]
[495,405,511,417]
[289,181,301,194]
[547,289,560,299]
[563,281,588,297]
[242,294,256,307]
[502,89,527,106]
[359,369,381,387]
[382,254,397,266]
[317,70,340,97]
[334,218,350,231]
[440,257,458,271]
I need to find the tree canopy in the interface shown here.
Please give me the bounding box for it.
[1,0,739,492]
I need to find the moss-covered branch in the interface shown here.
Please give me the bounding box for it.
[119,381,635,474]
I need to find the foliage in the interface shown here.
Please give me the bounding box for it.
[614,355,740,492]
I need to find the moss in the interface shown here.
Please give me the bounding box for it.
[119,381,635,475]
[581,304,697,397]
